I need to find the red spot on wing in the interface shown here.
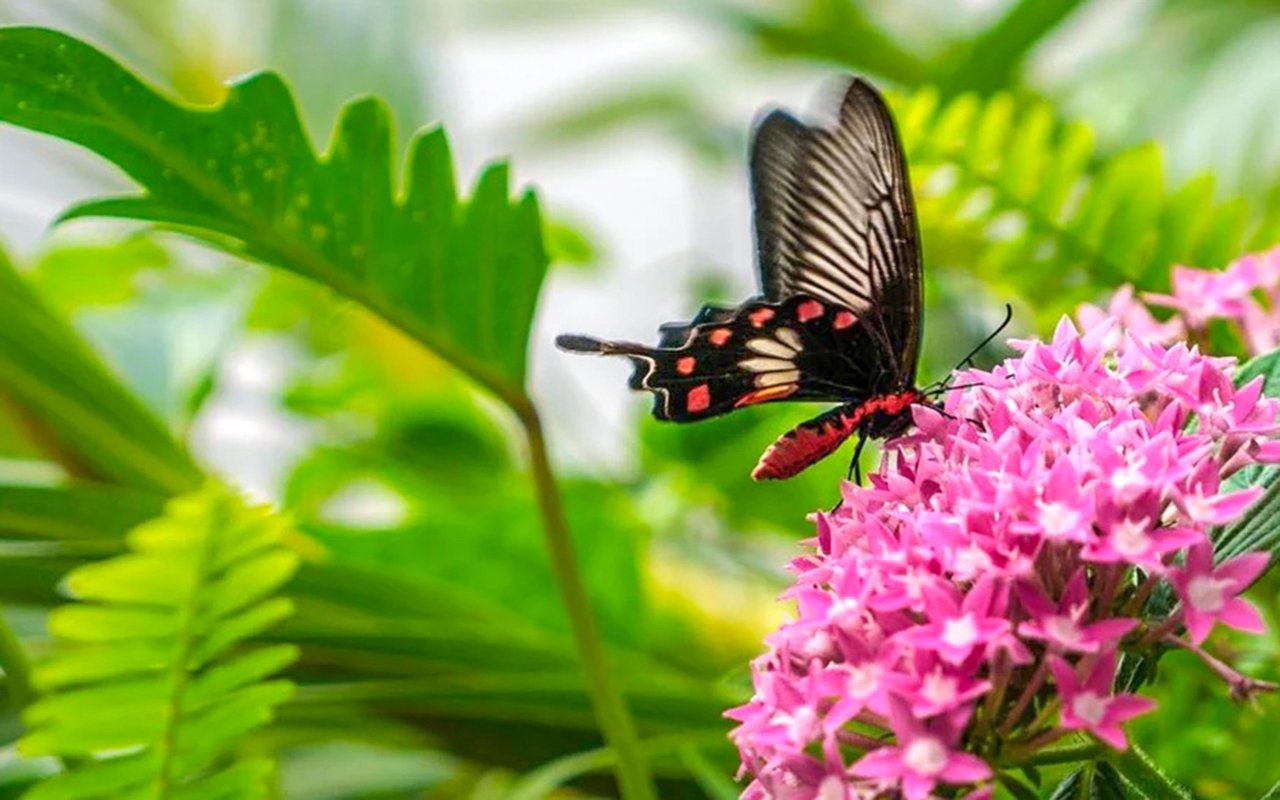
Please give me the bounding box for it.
[834,310,857,330]
[749,308,775,328]
[687,383,711,413]
[752,408,862,480]
[676,356,696,375]
[797,300,824,322]
[709,328,732,346]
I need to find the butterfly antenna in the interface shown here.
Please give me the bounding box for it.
[954,303,1013,371]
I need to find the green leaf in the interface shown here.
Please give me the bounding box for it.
[941,0,1091,95]
[20,483,298,799]
[721,0,930,89]
[898,89,1280,327]
[0,243,201,494]
[1049,762,1131,799]
[1216,347,1280,559]
[0,26,548,404]
[1105,744,1193,799]
[0,483,162,543]
[998,772,1041,800]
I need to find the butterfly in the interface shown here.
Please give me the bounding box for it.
[557,77,1003,481]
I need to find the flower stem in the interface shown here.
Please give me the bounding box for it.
[1106,742,1194,799]
[516,400,656,800]
[0,603,32,709]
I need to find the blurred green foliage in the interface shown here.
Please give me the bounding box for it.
[0,2,1276,798]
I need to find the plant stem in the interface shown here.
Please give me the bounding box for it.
[0,602,33,709]
[516,400,657,800]
[1106,742,1194,799]
[508,729,728,800]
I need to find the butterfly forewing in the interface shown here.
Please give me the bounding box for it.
[751,78,923,385]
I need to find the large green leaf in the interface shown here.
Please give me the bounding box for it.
[0,26,547,403]
[0,244,200,494]
[20,483,299,800]
[0,483,165,607]
[896,88,1280,326]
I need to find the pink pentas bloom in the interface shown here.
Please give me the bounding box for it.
[1077,283,1184,350]
[1168,542,1270,645]
[850,700,990,800]
[1049,652,1157,750]
[1017,571,1138,653]
[728,315,1279,799]
[1082,245,1280,357]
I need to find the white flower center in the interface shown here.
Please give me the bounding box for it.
[817,775,845,800]
[1038,500,1079,538]
[847,663,881,699]
[800,629,834,659]
[1072,691,1108,726]
[1112,458,1146,495]
[1183,492,1214,522]
[1044,615,1083,647]
[903,736,948,776]
[1188,575,1231,612]
[900,568,931,600]
[942,614,978,648]
[786,705,817,744]
[1111,518,1151,557]
[921,671,957,706]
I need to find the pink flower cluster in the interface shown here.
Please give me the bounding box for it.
[727,318,1278,799]
[1078,246,1280,356]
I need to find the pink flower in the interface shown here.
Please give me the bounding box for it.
[850,701,990,800]
[1086,245,1280,357]
[895,577,1020,666]
[1077,283,1183,349]
[1017,571,1138,653]
[1169,542,1270,644]
[1049,652,1156,749]
[728,314,1277,799]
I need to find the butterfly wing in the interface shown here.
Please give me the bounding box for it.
[750,78,923,387]
[556,295,882,422]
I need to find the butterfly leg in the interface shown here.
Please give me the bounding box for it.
[830,431,870,513]
[846,430,869,485]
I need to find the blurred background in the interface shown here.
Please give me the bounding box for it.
[0,0,1279,796]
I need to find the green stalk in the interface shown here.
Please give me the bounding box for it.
[0,603,32,709]
[1107,742,1194,799]
[516,400,656,800]
[508,729,728,800]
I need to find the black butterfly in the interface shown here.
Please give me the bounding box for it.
[557,78,1002,481]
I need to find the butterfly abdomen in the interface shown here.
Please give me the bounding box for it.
[752,389,920,480]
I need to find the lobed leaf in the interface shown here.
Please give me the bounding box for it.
[0,27,549,405]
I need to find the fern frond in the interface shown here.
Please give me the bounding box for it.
[19,484,299,800]
[896,89,1279,325]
